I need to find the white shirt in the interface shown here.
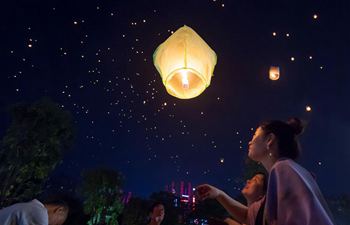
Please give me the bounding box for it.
[0,199,48,225]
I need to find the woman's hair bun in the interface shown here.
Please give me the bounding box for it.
[287,117,304,135]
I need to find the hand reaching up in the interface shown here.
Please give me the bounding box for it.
[196,184,223,201]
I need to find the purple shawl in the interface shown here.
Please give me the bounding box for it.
[266,159,335,225]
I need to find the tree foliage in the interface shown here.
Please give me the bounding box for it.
[0,98,74,207]
[80,168,124,225]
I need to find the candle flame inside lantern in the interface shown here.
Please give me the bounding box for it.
[180,69,190,89]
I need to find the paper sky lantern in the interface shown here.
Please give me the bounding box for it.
[306,105,312,112]
[269,66,280,80]
[153,25,217,99]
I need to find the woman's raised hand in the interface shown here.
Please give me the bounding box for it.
[196,184,222,201]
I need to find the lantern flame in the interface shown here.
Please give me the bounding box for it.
[180,69,190,89]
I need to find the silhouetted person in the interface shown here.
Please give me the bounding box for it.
[0,196,69,225]
[147,202,165,225]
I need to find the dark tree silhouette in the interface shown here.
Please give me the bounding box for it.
[80,168,124,225]
[0,98,74,207]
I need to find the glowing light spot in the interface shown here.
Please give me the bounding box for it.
[269,66,280,81]
[180,69,190,89]
[306,105,312,112]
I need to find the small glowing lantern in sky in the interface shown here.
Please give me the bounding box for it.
[269,66,280,80]
[306,105,312,112]
[153,25,217,99]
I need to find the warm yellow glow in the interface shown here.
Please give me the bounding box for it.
[306,105,312,112]
[180,69,190,89]
[313,14,318,19]
[153,25,217,99]
[269,66,280,80]
[272,32,277,36]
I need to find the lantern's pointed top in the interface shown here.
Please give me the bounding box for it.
[180,25,195,31]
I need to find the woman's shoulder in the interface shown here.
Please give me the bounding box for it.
[272,158,296,170]
[271,158,308,176]
[271,159,314,184]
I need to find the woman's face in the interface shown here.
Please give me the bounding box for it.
[48,206,68,225]
[151,204,165,222]
[241,174,265,201]
[248,127,268,161]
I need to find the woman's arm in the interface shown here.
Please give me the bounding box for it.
[196,184,248,224]
[224,217,245,225]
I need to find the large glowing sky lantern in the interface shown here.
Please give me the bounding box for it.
[153,25,217,99]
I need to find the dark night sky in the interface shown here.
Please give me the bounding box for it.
[1,0,349,198]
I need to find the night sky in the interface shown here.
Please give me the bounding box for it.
[1,0,349,198]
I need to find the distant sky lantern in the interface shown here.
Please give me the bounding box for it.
[269,66,280,80]
[153,25,217,99]
[306,105,312,112]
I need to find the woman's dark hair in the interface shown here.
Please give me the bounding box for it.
[259,117,304,160]
[41,195,69,210]
[254,172,268,193]
[148,201,164,213]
